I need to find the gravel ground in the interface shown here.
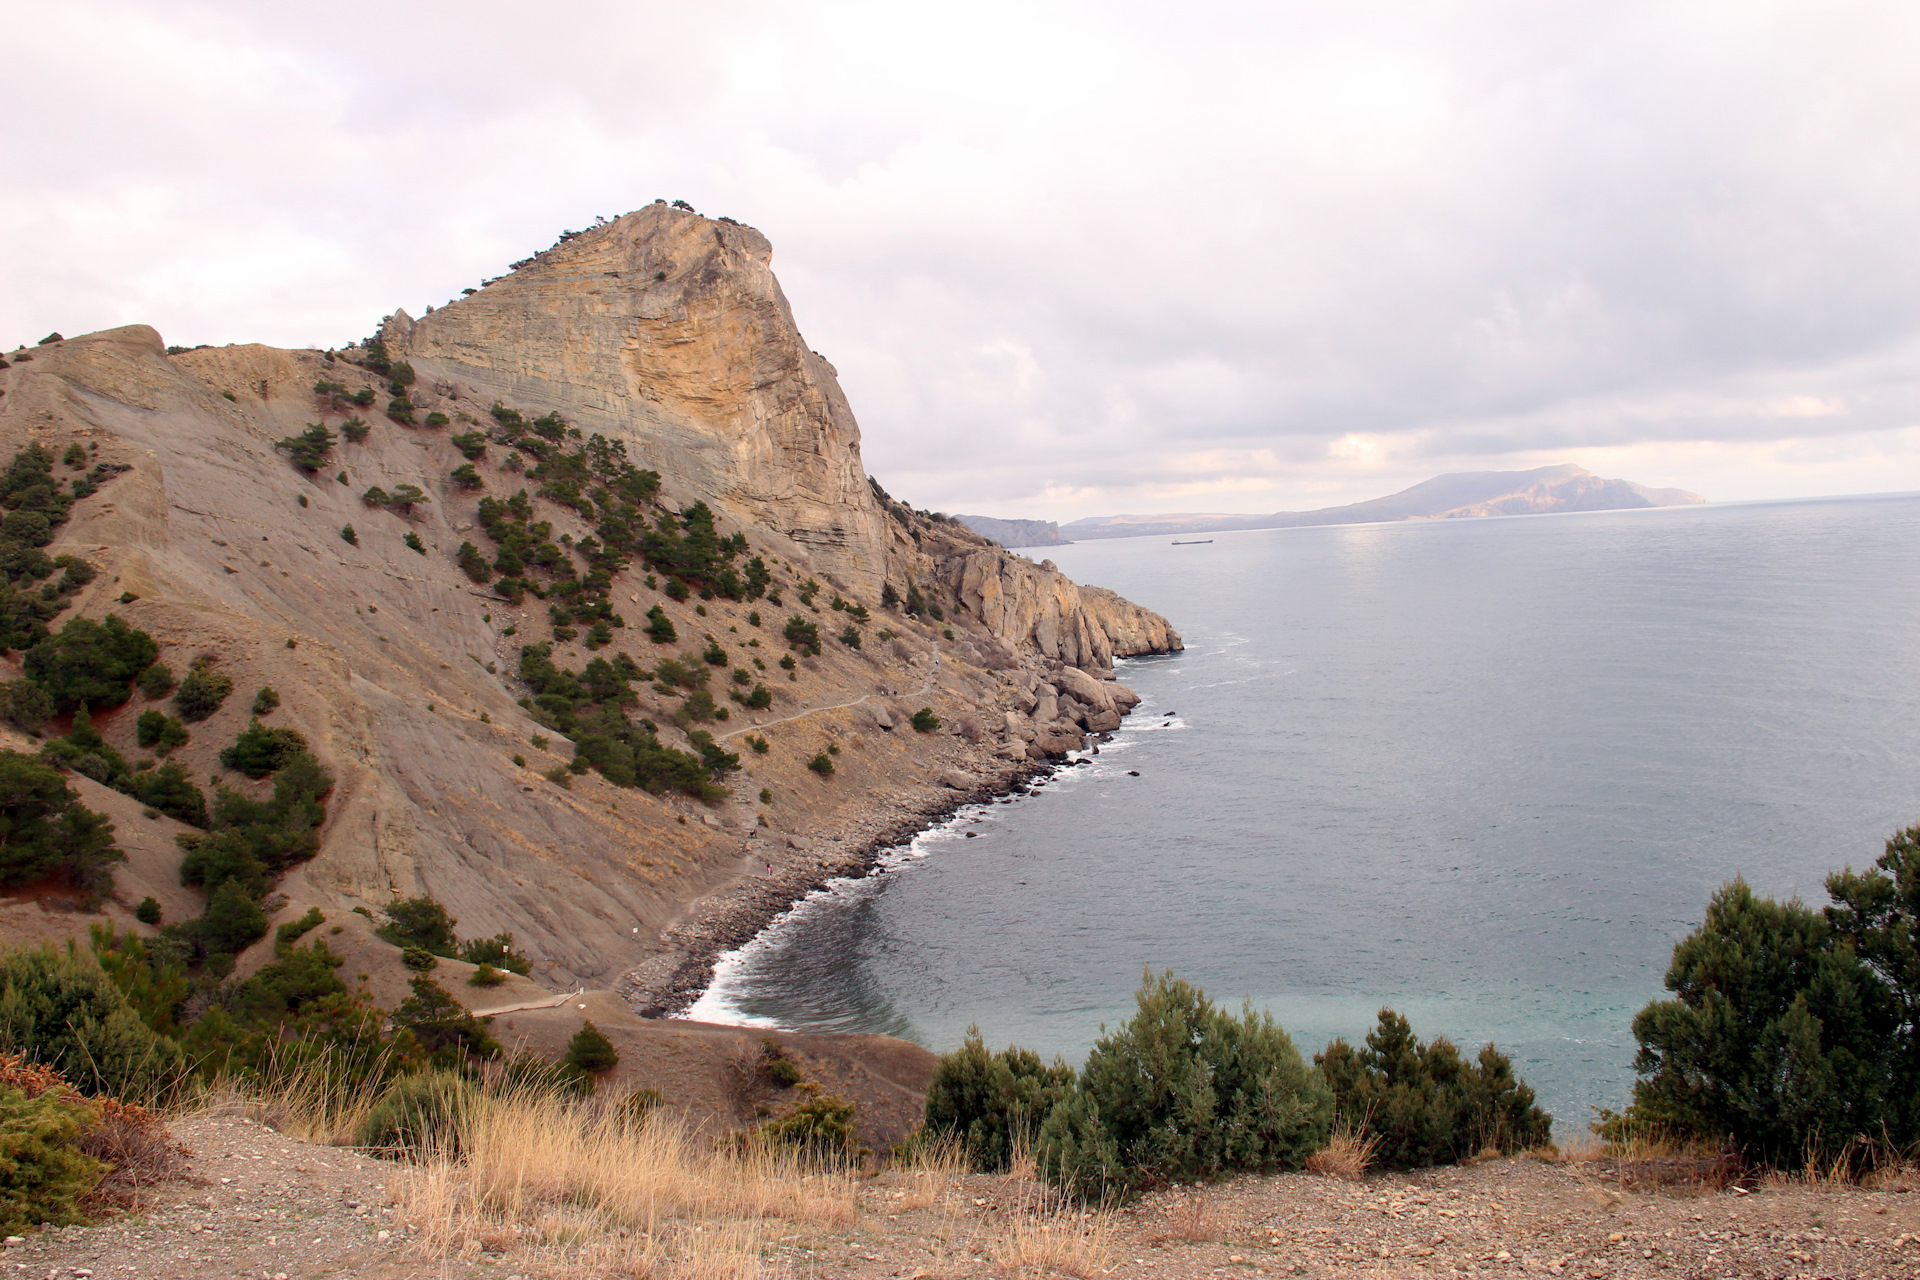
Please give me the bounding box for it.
[14,1117,1919,1278]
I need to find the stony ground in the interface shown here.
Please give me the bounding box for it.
[15,1116,1919,1279]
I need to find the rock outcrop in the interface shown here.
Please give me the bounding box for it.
[0,203,1179,1001]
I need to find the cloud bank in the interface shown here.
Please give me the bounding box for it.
[6,0,1920,517]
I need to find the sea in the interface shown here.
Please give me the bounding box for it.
[683,494,1920,1128]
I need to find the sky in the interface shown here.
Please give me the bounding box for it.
[6,0,1920,520]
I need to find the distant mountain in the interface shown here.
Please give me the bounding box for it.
[956,515,1071,548]
[1057,465,1704,540]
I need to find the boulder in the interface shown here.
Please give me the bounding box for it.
[1053,665,1117,714]
[937,769,976,791]
[1086,709,1122,733]
[1033,691,1060,724]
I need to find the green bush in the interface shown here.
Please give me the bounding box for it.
[404,532,426,555]
[378,896,460,957]
[23,615,158,712]
[565,1021,619,1073]
[1316,1010,1551,1169]
[783,616,821,656]
[0,943,186,1104]
[0,752,120,896]
[339,415,370,443]
[275,423,335,473]
[911,708,940,733]
[134,897,161,926]
[219,721,307,779]
[274,907,324,954]
[759,1083,860,1158]
[401,946,437,972]
[130,760,208,828]
[457,932,531,976]
[0,1083,108,1235]
[391,977,500,1064]
[449,464,482,490]
[807,752,834,777]
[172,660,233,723]
[340,524,358,546]
[838,625,861,649]
[468,964,507,988]
[251,686,279,716]
[135,709,189,753]
[357,1071,474,1158]
[456,542,491,584]
[0,680,51,735]
[136,663,173,700]
[1036,971,1330,1200]
[1620,852,1915,1167]
[924,1027,1075,1172]
[645,605,676,644]
[423,412,450,429]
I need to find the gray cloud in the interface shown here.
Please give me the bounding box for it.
[7,0,1920,517]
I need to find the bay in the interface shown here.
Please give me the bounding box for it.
[686,494,1920,1125]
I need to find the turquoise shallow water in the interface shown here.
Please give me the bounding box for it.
[686,494,1920,1127]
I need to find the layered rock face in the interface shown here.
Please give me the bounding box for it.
[0,204,1178,994]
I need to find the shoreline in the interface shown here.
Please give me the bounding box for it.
[619,751,1065,1018]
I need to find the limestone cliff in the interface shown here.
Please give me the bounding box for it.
[0,203,1178,998]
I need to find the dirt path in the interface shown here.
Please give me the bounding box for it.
[716,641,942,742]
[21,1116,1920,1279]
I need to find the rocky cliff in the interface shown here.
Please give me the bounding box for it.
[0,203,1179,1000]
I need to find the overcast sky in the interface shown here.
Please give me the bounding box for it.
[7,1,1920,519]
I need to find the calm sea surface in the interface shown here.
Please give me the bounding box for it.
[685,495,1920,1126]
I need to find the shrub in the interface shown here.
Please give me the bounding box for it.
[423,411,450,428]
[273,907,324,954]
[806,752,834,776]
[195,879,268,956]
[130,761,207,828]
[645,605,676,644]
[451,431,487,460]
[784,616,821,656]
[250,686,279,716]
[391,977,499,1064]
[468,964,507,988]
[1620,864,1913,1167]
[403,532,426,555]
[402,946,438,972]
[0,679,51,735]
[385,396,415,424]
[838,624,861,649]
[136,663,173,700]
[455,542,491,584]
[449,464,482,490]
[275,423,335,472]
[912,707,941,733]
[1316,1010,1550,1169]
[458,932,531,976]
[924,1027,1076,1172]
[134,709,187,752]
[0,752,120,896]
[0,1081,108,1234]
[0,943,186,1104]
[1036,971,1331,1200]
[565,1021,619,1073]
[759,1083,860,1159]
[339,415,370,443]
[378,896,460,957]
[171,660,233,723]
[357,1071,474,1157]
[134,898,161,926]
[664,578,689,602]
[23,615,158,712]
[761,1038,803,1086]
[340,524,357,545]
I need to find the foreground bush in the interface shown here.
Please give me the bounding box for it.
[359,1071,476,1157]
[1620,830,1918,1166]
[0,751,120,898]
[0,944,187,1104]
[1036,971,1331,1199]
[1316,1010,1551,1168]
[923,1027,1074,1172]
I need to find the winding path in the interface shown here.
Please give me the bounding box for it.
[714,639,942,742]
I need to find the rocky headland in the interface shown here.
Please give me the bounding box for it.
[0,201,1179,1130]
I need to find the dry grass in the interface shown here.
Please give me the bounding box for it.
[989,1200,1115,1278]
[1304,1123,1380,1181]
[894,1136,969,1212]
[383,1084,855,1276]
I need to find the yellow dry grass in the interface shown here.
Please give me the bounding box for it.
[373,1084,855,1277]
[1304,1123,1380,1181]
[989,1199,1115,1279]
